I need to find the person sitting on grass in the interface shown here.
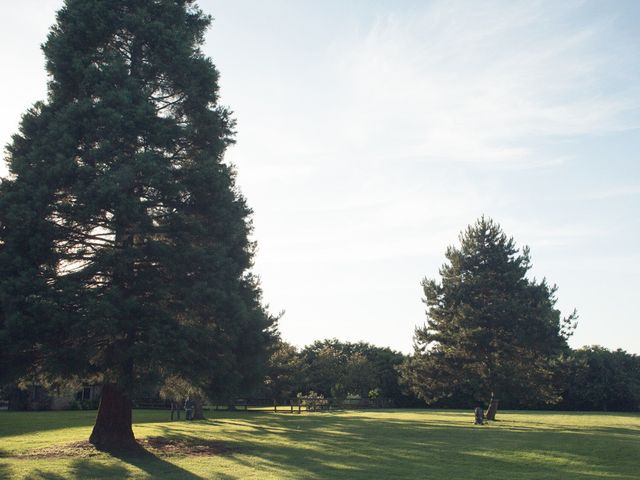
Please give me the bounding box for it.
[474,405,485,425]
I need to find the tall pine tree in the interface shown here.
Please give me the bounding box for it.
[0,0,276,448]
[400,217,577,419]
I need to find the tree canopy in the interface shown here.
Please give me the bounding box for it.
[261,339,410,404]
[0,0,276,448]
[400,217,577,418]
[560,346,640,412]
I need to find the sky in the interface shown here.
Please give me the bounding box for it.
[1,0,639,354]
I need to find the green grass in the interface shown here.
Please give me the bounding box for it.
[1,409,638,479]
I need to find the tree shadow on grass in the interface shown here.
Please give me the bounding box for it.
[7,410,640,479]
[27,450,206,480]
[101,444,206,480]
[0,449,11,480]
[0,409,169,438]
[30,460,130,480]
[0,461,11,480]
[10,444,208,480]
[188,411,640,480]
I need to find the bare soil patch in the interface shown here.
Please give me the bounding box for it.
[16,441,99,459]
[140,436,236,456]
[13,437,236,459]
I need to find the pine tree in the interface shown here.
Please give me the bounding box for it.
[0,0,275,449]
[400,217,577,419]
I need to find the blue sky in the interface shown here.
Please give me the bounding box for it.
[1,1,639,354]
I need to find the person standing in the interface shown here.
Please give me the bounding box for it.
[185,397,194,421]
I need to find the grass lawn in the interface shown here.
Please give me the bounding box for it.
[0,409,638,479]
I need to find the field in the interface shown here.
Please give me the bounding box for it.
[0,409,638,479]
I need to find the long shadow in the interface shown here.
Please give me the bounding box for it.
[1,420,208,480]
[0,409,169,438]
[28,447,208,480]
[5,409,640,479]
[29,459,132,479]
[107,445,205,480]
[0,460,11,480]
[240,409,640,436]
[186,410,640,480]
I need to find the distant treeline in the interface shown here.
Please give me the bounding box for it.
[3,340,638,412]
[557,346,640,412]
[259,339,421,407]
[260,340,640,412]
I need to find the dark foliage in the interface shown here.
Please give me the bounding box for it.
[559,346,640,411]
[400,217,577,413]
[262,339,418,406]
[0,0,276,443]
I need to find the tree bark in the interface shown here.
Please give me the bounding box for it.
[89,384,136,450]
[485,395,499,421]
[192,397,205,420]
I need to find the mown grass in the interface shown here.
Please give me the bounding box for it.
[0,409,638,479]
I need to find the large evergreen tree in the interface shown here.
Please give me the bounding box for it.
[400,217,577,419]
[0,0,275,448]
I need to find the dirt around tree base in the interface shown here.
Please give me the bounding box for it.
[141,437,236,456]
[14,437,236,459]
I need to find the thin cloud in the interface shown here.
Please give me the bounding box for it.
[329,0,639,168]
[583,184,640,200]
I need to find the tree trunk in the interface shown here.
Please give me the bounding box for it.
[89,384,136,450]
[485,395,499,421]
[192,397,205,420]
